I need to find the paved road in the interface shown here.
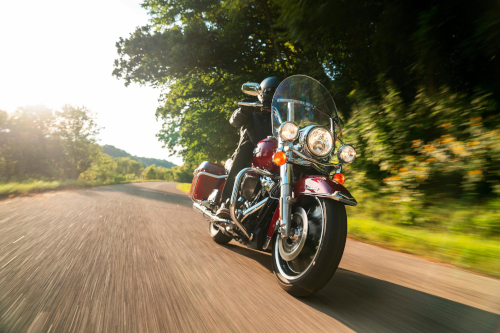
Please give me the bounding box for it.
[0,182,499,333]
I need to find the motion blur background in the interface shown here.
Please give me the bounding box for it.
[1,0,500,275]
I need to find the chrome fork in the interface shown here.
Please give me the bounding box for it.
[279,102,295,238]
[279,155,293,238]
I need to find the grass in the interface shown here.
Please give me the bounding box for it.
[176,183,191,194]
[347,215,500,277]
[0,179,164,199]
[176,182,499,277]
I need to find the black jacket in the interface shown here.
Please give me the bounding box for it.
[230,99,273,148]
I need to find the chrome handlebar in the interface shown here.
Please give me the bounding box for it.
[235,101,264,107]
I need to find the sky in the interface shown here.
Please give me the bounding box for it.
[0,0,183,165]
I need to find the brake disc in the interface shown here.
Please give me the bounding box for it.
[278,206,308,261]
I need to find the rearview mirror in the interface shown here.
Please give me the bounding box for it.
[242,82,261,96]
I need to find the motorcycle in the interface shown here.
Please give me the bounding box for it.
[189,75,357,296]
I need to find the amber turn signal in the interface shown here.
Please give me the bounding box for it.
[273,151,287,166]
[333,172,345,185]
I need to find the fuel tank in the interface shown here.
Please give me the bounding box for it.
[251,137,279,174]
[190,161,226,201]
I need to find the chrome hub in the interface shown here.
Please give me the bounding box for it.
[278,206,308,261]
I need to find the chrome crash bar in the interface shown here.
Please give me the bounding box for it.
[191,168,276,241]
[229,167,279,239]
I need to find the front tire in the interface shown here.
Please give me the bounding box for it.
[209,222,232,244]
[272,197,347,297]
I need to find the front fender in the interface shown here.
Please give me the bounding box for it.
[295,176,358,206]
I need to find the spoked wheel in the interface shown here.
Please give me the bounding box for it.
[209,222,232,244]
[272,197,347,297]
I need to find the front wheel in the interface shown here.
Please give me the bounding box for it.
[272,197,347,297]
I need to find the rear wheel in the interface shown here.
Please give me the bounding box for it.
[272,197,347,297]
[209,222,232,244]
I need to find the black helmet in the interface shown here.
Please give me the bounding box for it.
[259,76,281,102]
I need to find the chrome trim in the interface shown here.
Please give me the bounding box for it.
[261,176,275,192]
[287,145,340,169]
[276,98,324,115]
[263,235,272,250]
[241,82,261,96]
[272,107,283,125]
[280,153,293,238]
[193,202,233,225]
[287,102,295,122]
[237,101,263,107]
[278,206,308,261]
[241,198,269,223]
[285,144,340,174]
[277,98,315,108]
[190,171,228,204]
[298,190,358,206]
[230,167,279,239]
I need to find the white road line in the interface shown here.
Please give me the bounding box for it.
[12,236,24,243]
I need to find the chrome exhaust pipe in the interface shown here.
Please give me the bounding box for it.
[194,197,268,241]
[193,202,232,225]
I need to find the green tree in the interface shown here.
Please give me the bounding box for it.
[79,150,117,182]
[0,105,101,182]
[142,165,158,180]
[0,105,60,181]
[113,0,295,163]
[55,105,101,179]
[115,157,143,177]
[114,0,500,199]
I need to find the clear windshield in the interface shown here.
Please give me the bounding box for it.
[271,75,339,137]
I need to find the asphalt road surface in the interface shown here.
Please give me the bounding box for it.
[0,182,499,333]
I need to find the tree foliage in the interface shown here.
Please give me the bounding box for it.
[0,105,100,182]
[114,0,500,198]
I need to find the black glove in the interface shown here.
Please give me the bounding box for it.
[240,98,257,114]
[240,105,254,114]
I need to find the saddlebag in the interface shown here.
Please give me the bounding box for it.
[189,161,227,202]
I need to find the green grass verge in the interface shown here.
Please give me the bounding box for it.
[0,179,164,198]
[348,216,500,277]
[176,183,191,193]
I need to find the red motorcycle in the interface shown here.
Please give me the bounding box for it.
[189,75,357,296]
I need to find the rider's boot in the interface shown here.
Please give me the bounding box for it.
[216,201,231,220]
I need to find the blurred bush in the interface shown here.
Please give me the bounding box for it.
[345,81,499,200]
[350,192,500,239]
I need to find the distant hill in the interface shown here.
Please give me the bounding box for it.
[102,145,176,169]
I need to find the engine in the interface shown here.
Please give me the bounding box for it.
[241,174,261,201]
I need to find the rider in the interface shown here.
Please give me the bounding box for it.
[216,76,281,219]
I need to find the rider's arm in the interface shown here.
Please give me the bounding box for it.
[229,98,254,128]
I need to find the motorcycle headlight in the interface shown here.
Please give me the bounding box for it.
[306,126,334,157]
[338,144,356,164]
[279,122,299,141]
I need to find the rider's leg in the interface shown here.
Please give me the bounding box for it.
[217,141,255,218]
